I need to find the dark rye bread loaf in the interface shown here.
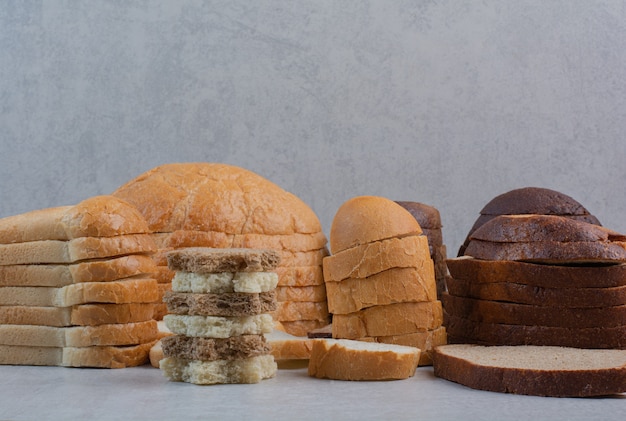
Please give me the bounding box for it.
[446,257,626,289]
[445,276,626,308]
[432,344,626,397]
[442,293,626,328]
[444,313,626,349]
[161,334,271,361]
[395,202,442,229]
[166,248,281,273]
[458,187,601,256]
[163,290,277,316]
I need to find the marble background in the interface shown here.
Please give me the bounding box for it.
[1,0,625,253]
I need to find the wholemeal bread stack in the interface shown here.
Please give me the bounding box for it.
[0,195,160,368]
[396,201,448,299]
[159,247,279,384]
[112,163,329,336]
[323,196,446,365]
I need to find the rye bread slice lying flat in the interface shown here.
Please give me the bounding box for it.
[444,313,626,349]
[433,344,626,397]
[166,248,281,273]
[442,293,626,328]
[446,257,626,289]
[445,276,626,308]
[161,334,271,361]
[163,290,277,316]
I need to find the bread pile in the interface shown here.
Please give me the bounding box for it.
[0,196,160,368]
[323,196,446,365]
[112,163,330,336]
[159,247,279,384]
[396,201,449,298]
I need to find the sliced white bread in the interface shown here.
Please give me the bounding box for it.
[266,329,314,360]
[308,339,420,381]
[171,271,278,294]
[433,344,626,397]
[163,314,274,338]
[159,354,277,384]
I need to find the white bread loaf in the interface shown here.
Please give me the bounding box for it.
[357,326,447,366]
[322,235,431,282]
[433,344,626,397]
[0,255,156,287]
[275,285,327,303]
[279,320,330,337]
[275,265,324,287]
[159,354,277,384]
[308,339,420,381]
[0,341,156,368]
[0,278,158,307]
[328,196,422,254]
[266,329,314,360]
[272,301,329,322]
[0,321,158,347]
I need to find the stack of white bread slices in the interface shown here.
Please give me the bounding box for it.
[323,196,446,365]
[0,195,160,368]
[112,163,330,336]
[159,247,279,384]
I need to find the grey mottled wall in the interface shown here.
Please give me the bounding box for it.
[2,0,625,253]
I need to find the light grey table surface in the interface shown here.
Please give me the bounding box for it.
[1,363,623,421]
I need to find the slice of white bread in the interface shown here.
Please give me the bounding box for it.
[0,195,152,243]
[308,338,420,381]
[279,319,331,338]
[0,303,156,327]
[0,234,157,265]
[0,255,156,287]
[325,266,437,314]
[272,301,329,322]
[163,314,274,338]
[0,278,158,307]
[322,235,431,282]
[171,271,278,294]
[159,354,277,384]
[432,344,626,397]
[266,329,314,360]
[0,341,156,368]
[332,301,444,339]
[0,320,158,347]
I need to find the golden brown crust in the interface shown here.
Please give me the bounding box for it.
[329,196,422,254]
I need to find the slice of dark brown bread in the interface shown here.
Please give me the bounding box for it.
[442,293,626,328]
[457,187,601,256]
[163,290,277,316]
[446,257,626,288]
[432,344,626,397]
[444,313,626,349]
[445,276,626,308]
[166,248,281,273]
[161,334,271,361]
[395,201,442,229]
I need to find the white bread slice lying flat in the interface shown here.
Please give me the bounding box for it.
[0,278,158,307]
[0,341,156,368]
[0,255,156,287]
[266,329,314,360]
[163,314,274,338]
[433,344,626,397]
[0,234,157,265]
[323,235,431,282]
[0,320,158,347]
[308,339,420,381]
[0,303,156,327]
[159,354,277,384]
[171,271,278,294]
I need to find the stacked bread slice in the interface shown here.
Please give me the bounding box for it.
[323,196,446,365]
[159,247,279,384]
[396,201,449,299]
[0,196,160,368]
[112,163,330,336]
[445,214,626,349]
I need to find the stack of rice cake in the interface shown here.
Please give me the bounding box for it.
[113,163,330,336]
[0,196,160,368]
[445,214,626,349]
[159,248,279,384]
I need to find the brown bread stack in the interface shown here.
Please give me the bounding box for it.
[0,196,160,368]
[112,163,329,336]
[159,247,279,384]
[323,196,446,365]
[396,201,449,299]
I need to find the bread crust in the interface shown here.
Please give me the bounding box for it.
[329,196,422,254]
[275,285,327,303]
[272,301,329,322]
[395,201,442,229]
